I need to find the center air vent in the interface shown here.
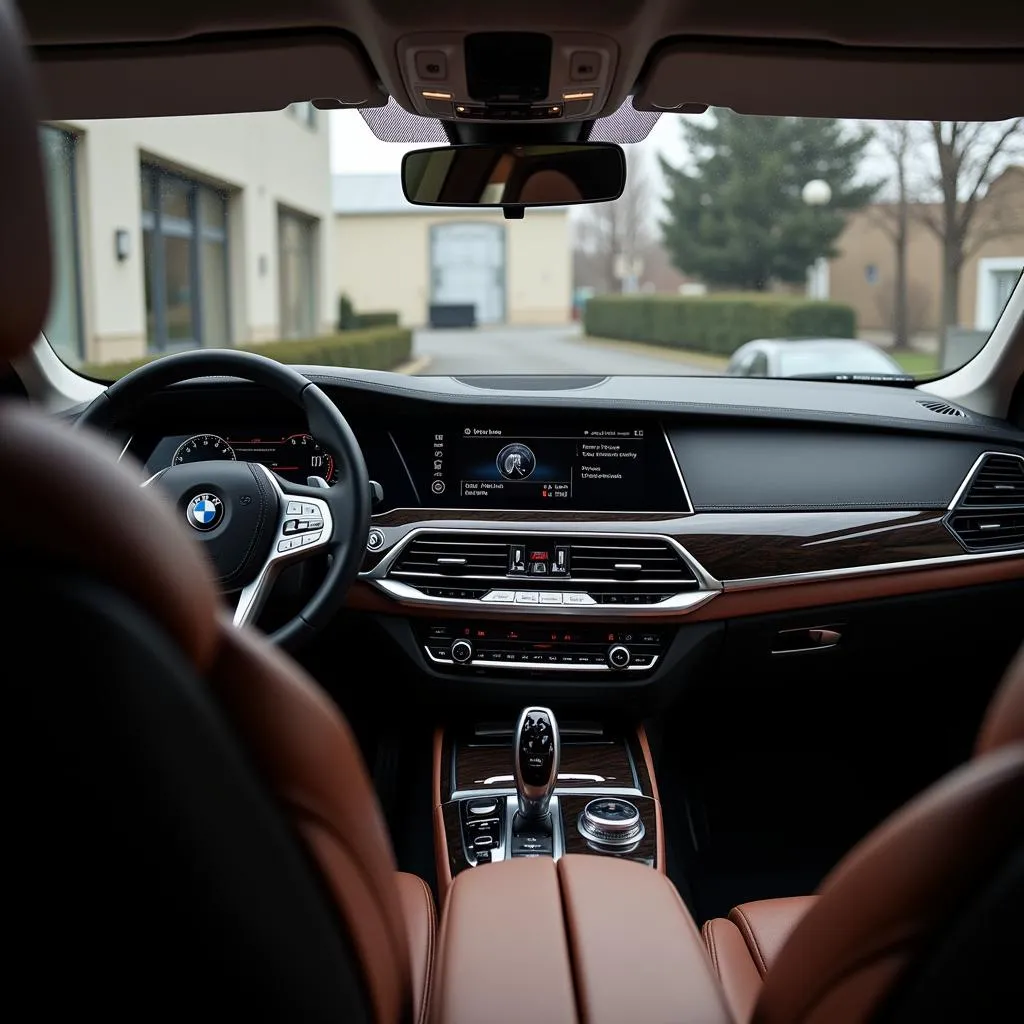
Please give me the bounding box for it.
[947,453,1024,552]
[958,453,1024,507]
[567,539,695,583]
[386,531,699,587]
[390,534,510,579]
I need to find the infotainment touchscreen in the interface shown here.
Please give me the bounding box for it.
[404,420,687,511]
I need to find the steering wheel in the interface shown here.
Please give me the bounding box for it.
[77,349,371,650]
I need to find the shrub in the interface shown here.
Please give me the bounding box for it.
[337,293,357,330]
[81,326,413,381]
[353,311,400,329]
[583,294,857,356]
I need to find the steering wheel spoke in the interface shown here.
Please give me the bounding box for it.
[231,467,335,627]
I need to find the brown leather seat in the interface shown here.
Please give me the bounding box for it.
[0,4,433,1020]
[703,645,1024,1022]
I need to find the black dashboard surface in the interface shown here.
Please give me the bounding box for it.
[123,370,1024,516]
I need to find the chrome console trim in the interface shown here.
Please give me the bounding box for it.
[424,646,660,672]
[364,525,721,617]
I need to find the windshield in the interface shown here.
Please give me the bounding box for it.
[39,107,1023,382]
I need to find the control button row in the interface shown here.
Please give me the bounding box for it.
[424,646,657,669]
[285,501,322,518]
[481,590,596,606]
[283,517,324,534]
[277,531,322,553]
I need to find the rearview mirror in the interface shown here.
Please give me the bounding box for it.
[401,142,625,208]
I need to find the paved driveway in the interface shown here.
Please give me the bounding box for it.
[411,324,717,376]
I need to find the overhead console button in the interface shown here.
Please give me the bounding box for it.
[414,51,448,80]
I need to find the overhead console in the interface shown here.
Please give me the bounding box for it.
[397,31,618,123]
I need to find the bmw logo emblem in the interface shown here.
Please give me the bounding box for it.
[186,492,224,531]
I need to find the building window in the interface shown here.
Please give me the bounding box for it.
[39,126,84,364]
[140,165,230,351]
[278,208,318,339]
[865,264,879,284]
[286,101,318,129]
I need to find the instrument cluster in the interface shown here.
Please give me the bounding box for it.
[170,432,336,486]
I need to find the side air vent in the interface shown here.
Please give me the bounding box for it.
[959,453,1024,508]
[947,453,1024,552]
[390,534,510,579]
[568,539,696,585]
[948,511,1024,551]
[917,399,967,418]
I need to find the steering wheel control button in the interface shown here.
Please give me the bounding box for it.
[607,644,632,669]
[578,798,644,849]
[300,531,322,546]
[367,529,385,550]
[277,536,302,553]
[186,492,224,532]
[286,501,303,516]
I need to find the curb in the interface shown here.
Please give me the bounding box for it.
[394,354,432,375]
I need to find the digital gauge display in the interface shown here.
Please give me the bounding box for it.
[170,432,335,485]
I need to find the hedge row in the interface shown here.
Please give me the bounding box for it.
[583,294,857,356]
[81,326,414,381]
[337,293,400,331]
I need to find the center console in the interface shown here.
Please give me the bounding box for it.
[433,708,664,896]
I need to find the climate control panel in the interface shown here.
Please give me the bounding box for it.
[419,622,666,673]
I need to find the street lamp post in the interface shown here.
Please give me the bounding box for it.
[802,179,832,300]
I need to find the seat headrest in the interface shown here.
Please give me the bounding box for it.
[976,643,1024,756]
[0,0,51,362]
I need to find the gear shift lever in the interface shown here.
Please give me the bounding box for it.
[513,706,560,821]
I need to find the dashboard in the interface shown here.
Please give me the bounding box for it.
[122,369,1024,695]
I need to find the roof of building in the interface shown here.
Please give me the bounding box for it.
[332,172,566,216]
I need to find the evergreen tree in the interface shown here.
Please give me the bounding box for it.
[659,112,877,290]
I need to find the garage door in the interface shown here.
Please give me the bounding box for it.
[430,222,505,324]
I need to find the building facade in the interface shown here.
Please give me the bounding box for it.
[41,104,334,367]
[333,174,571,328]
[828,166,1024,336]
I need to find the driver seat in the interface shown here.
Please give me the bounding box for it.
[0,4,433,1021]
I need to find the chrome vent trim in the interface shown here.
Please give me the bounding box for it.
[391,534,511,579]
[958,453,1024,508]
[946,452,1024,551]
[567,539,695,584]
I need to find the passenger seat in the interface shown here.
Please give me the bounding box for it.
[702,644,1023,1022]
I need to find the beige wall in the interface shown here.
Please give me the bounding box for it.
[829,168,1024,335]
[62,110,333,363]
[334,210,571,327]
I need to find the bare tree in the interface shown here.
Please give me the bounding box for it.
[574,148,653,292]
[914,119,1024,346]
[864,121,917,349]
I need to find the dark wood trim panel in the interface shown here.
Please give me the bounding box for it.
[559,794,661,870]
[690,556,1024,622]
[680,511,960,579]
[361,508,961,576]
[454,739,637,792]
[348,554,1024,623]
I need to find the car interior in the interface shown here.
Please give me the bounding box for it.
[4,1,1024,1022]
